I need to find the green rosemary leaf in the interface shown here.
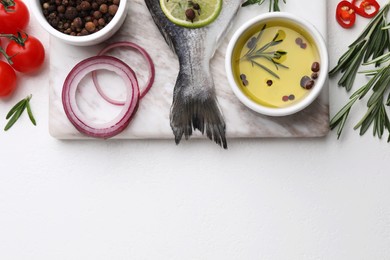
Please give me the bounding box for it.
[241,24,288,79]
[276,50,287,55]
[275,63,289,69]
[329,41,365,77]
[257,37,282,54]
[364,17,390,64]
[358,106,378,136]
[255,24,266,42]
[336,110,350,139]
[329,84,374,138]
[4,95,36,131]
[350,84,368,100]
[6,99,26,119]
[330,101,353,139]
[26,101,36,126]
[367,77,390,107]
[354,103,377,131]
[359,69,383,99]
[365,29,381,63]
[241,0,286,12]
[271,0,286,11]
[242,25,266,58]
[384,109,390,141]
[386,91,390,106]
[337,53,364,91]
[251,60,279,79]
[330,95,358,129]
[241,0,265,7]
[4,104,26,131]
[376,104,386,137]
[364,52,390,65]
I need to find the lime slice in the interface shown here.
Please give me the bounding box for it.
[160,0,222,28]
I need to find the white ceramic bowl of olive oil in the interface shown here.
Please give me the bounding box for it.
[225,12,328,117]
[30,0,128,46]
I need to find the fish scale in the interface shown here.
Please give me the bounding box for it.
[144,0,242,148]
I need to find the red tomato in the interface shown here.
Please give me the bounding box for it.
[0,60,17,97]
[0,0,30,35]
[6,35,45,73]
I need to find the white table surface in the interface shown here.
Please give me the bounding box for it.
[1,0,390,259]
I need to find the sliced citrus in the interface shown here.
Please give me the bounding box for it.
[160,0,222,28]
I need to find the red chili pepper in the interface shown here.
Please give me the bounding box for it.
[352,0,380,18]
[336,1,356,28]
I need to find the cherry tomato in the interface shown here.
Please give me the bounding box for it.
[0,60,17,97]
[352,0,380,18]
[0,0,30,35]
[336,1,356,28]
[6,35,45,73]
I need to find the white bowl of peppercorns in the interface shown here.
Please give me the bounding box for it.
[30,0,127,46]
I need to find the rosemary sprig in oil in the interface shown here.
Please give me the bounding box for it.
[242,0,286,12]
[240,24,288,79]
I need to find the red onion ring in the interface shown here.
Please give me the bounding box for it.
[92,42,155,105]
[62,56,139,138]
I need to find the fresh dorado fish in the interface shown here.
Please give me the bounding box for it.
[144,0,242,149]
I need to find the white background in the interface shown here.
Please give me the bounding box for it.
[1,0,390,259]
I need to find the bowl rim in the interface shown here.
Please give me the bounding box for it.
[30,0,127,45]
[225,12,329,117]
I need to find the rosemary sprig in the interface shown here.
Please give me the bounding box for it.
[240,24,288,79]
[329,1,390,141]
[4,95,36,131]
[330,63,390,141]
[242,0,286,12]
[329,3,390,91]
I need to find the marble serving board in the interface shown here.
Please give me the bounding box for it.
[49,0,329,140]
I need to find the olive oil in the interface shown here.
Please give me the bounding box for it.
[232,20,320,108]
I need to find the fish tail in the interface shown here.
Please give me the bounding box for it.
[170,71,227,149]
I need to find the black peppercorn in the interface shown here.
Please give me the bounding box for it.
[57,5,65,13]
[85,21,96,32]
[98,17,105,26]
[80,1,91,11]
[108,4,118,15]
[185,8,196,22]
[64,6,78,20]
[72,17,83,28]
[311,62,320,72]
[99,3,108,13]
[48,4,56,12]
[93,10,102,19]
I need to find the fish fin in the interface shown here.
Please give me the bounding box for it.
[170,77,227,149]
